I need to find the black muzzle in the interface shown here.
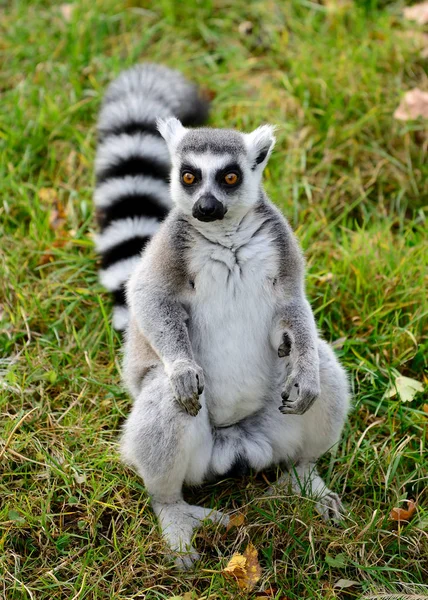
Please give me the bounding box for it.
[192,194,226,222]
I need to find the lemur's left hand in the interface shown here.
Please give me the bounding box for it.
[277,332,320,415]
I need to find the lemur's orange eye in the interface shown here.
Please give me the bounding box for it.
[224,172,238,185]
[182,172,195,185]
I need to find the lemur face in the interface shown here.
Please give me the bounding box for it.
[158,119,275,223]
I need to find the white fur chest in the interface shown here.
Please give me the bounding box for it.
[186,216,280,427]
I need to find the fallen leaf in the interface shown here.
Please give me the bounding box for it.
[318,272,334,284]
[8,510,25,524]
[238,21,254,36]
[223,542,262,591]
[325,552,348,568]
[386,375,424,402]
[200,88,216,102]
[39,238,68,265]
[39,188,68,231]
[403,1,428,25]
[226,512,245,532]
[334,579,360,589]
[423,404,428,415]
[39,187,57,204]
[394,88,428,121]
[331,336,347,349]
[60,3,75,21]
[390,499,417,522]
[49,206,67,230]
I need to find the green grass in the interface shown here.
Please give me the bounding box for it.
[1,0,427,598]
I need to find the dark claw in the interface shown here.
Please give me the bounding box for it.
[196,375,204,395]
[278,332,292,358]
[279,403,298,415]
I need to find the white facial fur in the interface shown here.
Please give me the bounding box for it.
[157,118,276,222]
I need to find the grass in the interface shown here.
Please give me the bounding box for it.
[0,0,427,598]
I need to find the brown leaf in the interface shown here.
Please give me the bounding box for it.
[223,542,262,591]
[39,239,68,265]
[394,88,428,121]
[422,404,428,415]
[403,1,428,25]
[390,499,417,522]
[226,512,245,532]
[199,88,216,102]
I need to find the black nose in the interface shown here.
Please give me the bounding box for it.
[193,194,226,222]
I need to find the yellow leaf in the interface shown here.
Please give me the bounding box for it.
[386,376,424,403]
[39,187,57,204]
[226,512,245,531]
[223,542,261,591]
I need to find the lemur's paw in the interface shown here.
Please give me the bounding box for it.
[278,331,292,357]
[316,492,345,524]
[280,367,320,415]
[168,360,204,417]
[172,548,201,571]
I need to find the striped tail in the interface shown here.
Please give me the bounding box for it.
[94,63,210,330]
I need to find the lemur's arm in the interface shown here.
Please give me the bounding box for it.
[127,215,203,416]
[275,295,320,415]
[264,202,320,415]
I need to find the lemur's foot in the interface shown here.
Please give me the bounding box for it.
[316,491,345,523]
[154,501,229,570]
[168,360,204,416]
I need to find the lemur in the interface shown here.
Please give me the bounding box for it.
[94,64,350,570]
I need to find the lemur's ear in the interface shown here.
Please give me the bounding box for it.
[157,117,187,152]
[244,125,276,171]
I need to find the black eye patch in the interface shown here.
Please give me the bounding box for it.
[215,163,243,190]
[180,164,202,189]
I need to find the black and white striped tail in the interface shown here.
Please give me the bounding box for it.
[94,63,210,330]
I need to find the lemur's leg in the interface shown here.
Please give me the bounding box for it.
[268,462,344,521]
[210,339,350,521]
[267,338,350,520]
[120,366,228,570]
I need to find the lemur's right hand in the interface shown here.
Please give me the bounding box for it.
[168,360,204,417]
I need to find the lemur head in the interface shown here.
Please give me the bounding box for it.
[157,118,275,222]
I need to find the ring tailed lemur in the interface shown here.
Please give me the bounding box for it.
[118,113,350,569]
[94,64,210,330]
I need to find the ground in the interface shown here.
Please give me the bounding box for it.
[0,1,427,599]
